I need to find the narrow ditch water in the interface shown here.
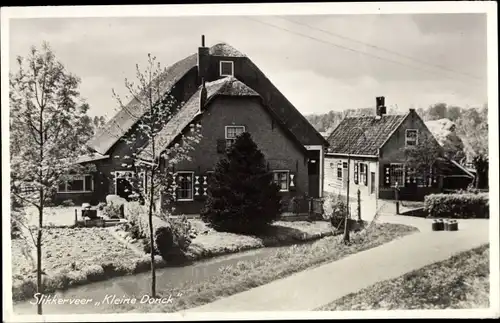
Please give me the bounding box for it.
[12,243,299,315]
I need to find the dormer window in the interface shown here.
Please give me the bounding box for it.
[405,129,419,146]
[220,61,234,77]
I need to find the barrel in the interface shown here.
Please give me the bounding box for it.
[432,220,442,231]
[447,220,458,231]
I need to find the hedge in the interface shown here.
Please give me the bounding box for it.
[123,202,192,261]
[424,193,489,219]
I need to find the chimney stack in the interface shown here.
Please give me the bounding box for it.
[198,35,210,84]
[376,96,386,117]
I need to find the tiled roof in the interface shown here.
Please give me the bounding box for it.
[326,114,408,156]
[137,77,260,160]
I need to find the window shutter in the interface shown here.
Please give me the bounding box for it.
[383,164,391,187]
[193,174,204,200]
[173,173,179,201]
[203,173,212,197]
[427,167,433,187]
[430,167,438,188]
[289,173,296,191]
[354,163,359,184]
[363,164,368,186]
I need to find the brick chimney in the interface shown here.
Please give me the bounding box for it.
[198,35,210,84]
[375,96,386,118]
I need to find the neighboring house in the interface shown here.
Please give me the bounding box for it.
[324,97,474,201]
[55,36,328,214]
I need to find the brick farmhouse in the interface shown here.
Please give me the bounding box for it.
[55,36,329,214]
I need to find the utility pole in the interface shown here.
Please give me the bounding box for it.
[343,126,367,244]
[343,149,351,243]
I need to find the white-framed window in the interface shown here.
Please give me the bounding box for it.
[390,163,405,188]
[272,170,290,192]
[337,162,343,179]
[225,125,245,148]
[220,60,234,77]
[360,163,367,186]
[57,175,94,193]
[405,129,419,146]
[176,171,194,201]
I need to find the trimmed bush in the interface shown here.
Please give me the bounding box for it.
[61,199,75,207]
[102,203,123,219]
[123,202,192,261]
[322,192,349,229]
[201,132,281,234]
[105,195,126,218]
[424,193,489,219]
[106,194,127,206]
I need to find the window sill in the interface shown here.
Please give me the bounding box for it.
[57,191,94,194]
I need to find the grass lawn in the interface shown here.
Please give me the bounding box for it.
[24,206,81,227]
[11,217,334,302]
[317,244,490,311]
[107,222,418,313]
[11,227,148,302]
[185,219,335,260]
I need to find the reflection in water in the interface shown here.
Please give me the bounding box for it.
[13,246,284,314]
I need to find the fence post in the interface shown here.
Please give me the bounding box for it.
[395,182,400,215]
[307,198,310,217]
[74,209,77,227]
[357,188,361,221]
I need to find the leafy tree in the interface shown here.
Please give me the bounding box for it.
[201,132,281,234]
[9,42,93,314]
[456,104,488,188]
[108,53,201,297]
[427,102,448,120]
[93,115,107,131]
[401,131,444,182]
[446,105,463,122]
[425,118,466,162]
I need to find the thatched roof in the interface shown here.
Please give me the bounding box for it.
[87,41,327,156]
[87,53,198,155]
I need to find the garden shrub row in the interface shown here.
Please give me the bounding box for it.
[123,202,192,261]
[424,193,489,219]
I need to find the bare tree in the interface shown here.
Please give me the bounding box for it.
[9,43,93,314]
[109,53,201,297]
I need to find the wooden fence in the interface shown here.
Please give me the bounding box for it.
[280,197,324,220]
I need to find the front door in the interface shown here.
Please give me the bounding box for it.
[308,150,320,198]
[370,172,376,194]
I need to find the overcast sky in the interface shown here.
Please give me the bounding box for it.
[8,14,487,118]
